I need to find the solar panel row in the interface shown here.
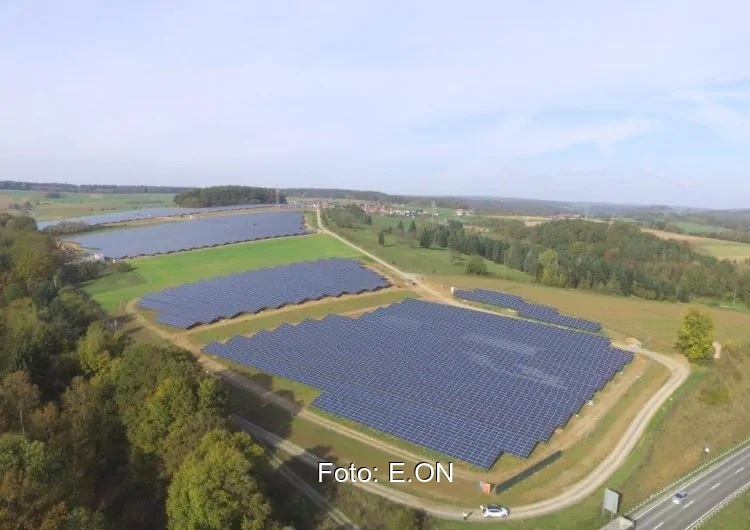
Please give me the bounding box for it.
[454,288,602,332]
[203,298,631,468]
[38,203,278,229]
[138,258,391,329]
[67,211,309,259]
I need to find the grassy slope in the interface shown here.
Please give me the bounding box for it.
[337,216,531,280]
[84,234,360,311]
[701,489,750,530]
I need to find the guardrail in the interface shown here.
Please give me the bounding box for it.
[686,479,750,529]
[625,435,750,517]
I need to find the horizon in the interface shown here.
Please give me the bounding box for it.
[2,1,749,208]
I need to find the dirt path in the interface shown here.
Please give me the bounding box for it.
[124,210,691,521]
[315,207,692,518]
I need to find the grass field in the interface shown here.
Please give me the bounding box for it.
[189,289,418,344]
[430,275,750,352]
[643,228,750,261]
[0,190,175,220]
[335,216,532,280]
[84,234,360,311]
[701,489,750,530]
[676,221,728,234]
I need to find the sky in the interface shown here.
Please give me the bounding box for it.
[1,1,750,208]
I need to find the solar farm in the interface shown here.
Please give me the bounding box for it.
[204,298,632,468]
[37,202,276,229]
[454,288,602,332]
[67,210,309,259]
[138,258,391,329]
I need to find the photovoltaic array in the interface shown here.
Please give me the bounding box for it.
[68,211,309,259]
[203,298,631,468]
[139,258,390,329]
[38,203,278,229]
[454,288,602,332]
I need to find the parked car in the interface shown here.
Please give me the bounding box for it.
[480,504,510,518]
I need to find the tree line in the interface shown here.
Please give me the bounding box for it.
[327,208,750,306]
[0,181,189,194]
[173,186,284,207]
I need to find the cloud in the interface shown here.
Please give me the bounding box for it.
[0,0,749,207]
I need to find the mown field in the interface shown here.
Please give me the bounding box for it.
[0,190,175,220]
[643,228,750,261]
[314,222,750,527]
[84,233,360,311]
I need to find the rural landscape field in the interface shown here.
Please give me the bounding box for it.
[4,5,750,529]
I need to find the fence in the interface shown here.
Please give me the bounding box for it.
[685,479,750,529]
[625,435,750,518]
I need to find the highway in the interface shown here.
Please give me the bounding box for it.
[630,442,750,529]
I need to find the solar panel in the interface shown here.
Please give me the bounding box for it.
[67,211,310,258]
[454,288,602,332]
[38,203,279,229]
[202,298,631,468]
[138,258,391,329]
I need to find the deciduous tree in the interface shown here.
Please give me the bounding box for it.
[674,308,715,361]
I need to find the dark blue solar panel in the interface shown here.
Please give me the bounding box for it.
[38,203,279,229]
[454,288,602,332]
[202,298,632,468]
[138,258,391,329]
[67,211,309,258]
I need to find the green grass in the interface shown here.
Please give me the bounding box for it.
[84,234,360,311]
[698,242,750,260]
[701,489,750,529]
[676,221,728,235]
[0,190,176,220]
[189,289,418,344]
[334,216,531,280]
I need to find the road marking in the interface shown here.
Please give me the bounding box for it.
[685,500,694,508]
[653,522,664,529]
[735,466,745,474]
[710,482,721,490]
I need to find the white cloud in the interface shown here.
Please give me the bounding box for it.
[0,0,749,206]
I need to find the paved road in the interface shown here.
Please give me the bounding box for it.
[630,443,750,529]
[316,206,691,519]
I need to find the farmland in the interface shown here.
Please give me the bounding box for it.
[0,189,175,220]
[84,233,360,311]
[37,201,750,527]
[643,228,750,260]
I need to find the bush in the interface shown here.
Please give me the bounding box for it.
[699,377,732,406]
[114,261,134,273]
[465,256,488,275]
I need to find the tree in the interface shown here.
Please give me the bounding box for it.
[465,256,488,275]
[378,231,385,246]
[396,220,404,233]
[0,371,40,434]
[674,308,715,361]
[166,429,277,530]
[417,228,432,248]
[407,219,417,235]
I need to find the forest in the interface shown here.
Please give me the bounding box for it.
[0,212,429,529]
[326,206,750,306]
[173,186,284,207]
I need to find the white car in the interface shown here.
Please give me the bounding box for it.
[672,491,688,504]
[480,504,510,518]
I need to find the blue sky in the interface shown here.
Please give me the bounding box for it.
[1,1,749,208]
